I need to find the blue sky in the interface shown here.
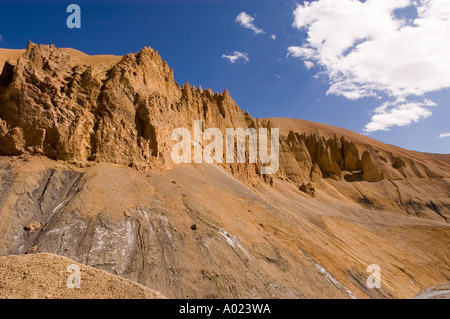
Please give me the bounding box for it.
[0,0,449,154]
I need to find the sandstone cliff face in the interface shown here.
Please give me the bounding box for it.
[0,43,260,181]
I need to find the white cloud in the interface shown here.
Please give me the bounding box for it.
[439,133,450,138]
[222,51,249,63]
[304,61,315,70]
[0,35,3,42]
[287,46,316,59]
[236,12,265,34]
[364,99,435,132]
[235,12,277,40]
[289,0,450,132]
[274,74,282,79]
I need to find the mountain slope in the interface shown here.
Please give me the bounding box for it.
[0,43,448,299]
[0,155,448,298]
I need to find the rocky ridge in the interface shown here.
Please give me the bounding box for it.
[1,43,448,186]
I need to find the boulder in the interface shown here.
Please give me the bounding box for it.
[362,151,384,182]
[342,138,362,171]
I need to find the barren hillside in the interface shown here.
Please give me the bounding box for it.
[0,43,448,299]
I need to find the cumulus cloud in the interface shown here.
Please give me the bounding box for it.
[289,0,450,132]
[222,51,249,63]
[287,46,316,59]
[270,34,277,40]
[304,61,315,70]
[439,133,450,138]
[364,99,435,132]
[236,12,265,34]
